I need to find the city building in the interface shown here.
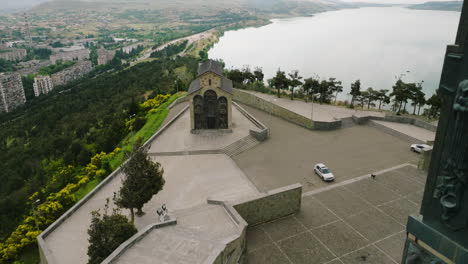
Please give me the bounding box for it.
[51,61,92,86]
[0,73,26,113]
[97,49,115,65]
[49,49,90,63]
[33,75,54,96]
[0,48,27,61]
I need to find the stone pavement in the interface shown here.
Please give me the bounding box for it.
[246,165,425,264]
[244,91,385,122]
[371,120,435,143]
[114,204,241,264]
[233,104,419,193]
[148,106,257,153]
[43,154,259,264]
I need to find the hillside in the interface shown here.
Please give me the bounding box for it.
[407,1,462,11]
[0,56,198,241]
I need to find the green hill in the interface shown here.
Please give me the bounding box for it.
[407,1,462,11]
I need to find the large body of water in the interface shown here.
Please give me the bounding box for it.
[209,7,461,100]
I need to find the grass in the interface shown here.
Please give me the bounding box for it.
[108,93,182,169]
[73,178,100,201]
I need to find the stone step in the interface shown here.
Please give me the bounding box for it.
[222,135,259,157]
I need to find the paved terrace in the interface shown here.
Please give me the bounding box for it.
[372,120,435,143]
[43,154,259,264]
[244,91,385,122]
[149,104,257,153]
[114,204,241,264]
[233,104,420,193]
[246,165,426,264]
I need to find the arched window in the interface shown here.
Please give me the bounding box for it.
[204,90,218,129]
[193,95,204,129]
[218,96,228,129]
[209,79,212,85]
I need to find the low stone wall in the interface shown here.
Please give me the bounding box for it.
[413,119,437,132]
[102,219,178,264]
[37,105,189,264]
[206,200,248,264]
[368,120,425,144]
[233,102,269,141]
[314,120,342,130]
[168,95,188,109]
[233,89,313,130]
[232,183,302,226]
[353,114,437,132]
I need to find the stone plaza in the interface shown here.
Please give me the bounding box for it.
[38,60,439,264]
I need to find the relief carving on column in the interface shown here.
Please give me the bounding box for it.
[433,80,468,230]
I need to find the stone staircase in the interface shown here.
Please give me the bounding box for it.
[221,135,259,157]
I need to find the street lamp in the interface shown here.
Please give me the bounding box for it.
[32,199,41,230]
[310,93,321,121]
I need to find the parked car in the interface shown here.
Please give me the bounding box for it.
[314,163,335,182]
[410,144,432,153]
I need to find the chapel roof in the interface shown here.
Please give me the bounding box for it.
[187,60,233,95]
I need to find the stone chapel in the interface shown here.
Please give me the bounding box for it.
[187,60,233,132]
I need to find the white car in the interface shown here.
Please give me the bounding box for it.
[314,163,335,182]
[410,144,432,153]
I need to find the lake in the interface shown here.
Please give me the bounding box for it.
[209,7,461,100]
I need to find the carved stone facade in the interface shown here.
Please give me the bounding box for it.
[50,49,90,63]
[0,73,26,113]
[0,48,27,61]
[188,60,233,131]
[33,75,54,96]
[51,61,92,86]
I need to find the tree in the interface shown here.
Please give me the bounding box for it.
[114,143,165,223]
[87,200,137,264]
[364,87,379,109]
[317,79,335,104]
[350,80,361,107]
[269,69,289,98]
[288,70,303,100]
[410,82,426,115]
[376,89,390,110]
[253,67,264,82]
[226,69,244,87]
[426,93,442,119]
[391,79,408,113]
[242,66,255,85]
[326,78,343,104]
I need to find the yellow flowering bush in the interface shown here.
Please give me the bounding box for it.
[140,94,170,111]
[0,149,121,263]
